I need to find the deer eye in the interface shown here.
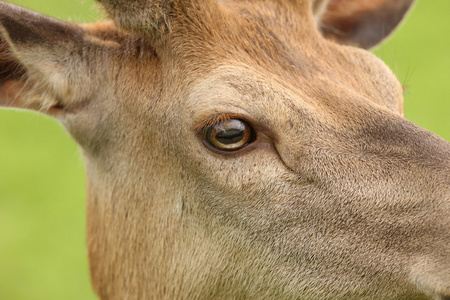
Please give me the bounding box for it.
[204,119,254,151]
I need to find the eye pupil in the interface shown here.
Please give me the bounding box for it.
[205,119,253,151]
[215,128,245,145]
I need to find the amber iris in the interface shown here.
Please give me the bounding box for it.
[205,119,253,151]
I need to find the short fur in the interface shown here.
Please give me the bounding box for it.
[0,0,449,299]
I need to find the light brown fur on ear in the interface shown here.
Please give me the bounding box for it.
[0,2,131,114]
[311,0,330,21]
[96,0,219,41]
[96,0,173,34]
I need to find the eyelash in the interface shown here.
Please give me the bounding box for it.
[194,113,244,132]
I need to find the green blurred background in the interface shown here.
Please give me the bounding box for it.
[0,1,449,299]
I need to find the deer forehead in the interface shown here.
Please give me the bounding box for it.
[87,1,400,103]
[184,56,401,126]
[108,34,403,131]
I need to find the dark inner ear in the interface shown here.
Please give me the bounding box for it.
[319,0,415,49]
[0,38,28,106]
[0,40,26,83]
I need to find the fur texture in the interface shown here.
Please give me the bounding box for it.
[0,0,449,299]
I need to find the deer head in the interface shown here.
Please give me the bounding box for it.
[0,0,449,299]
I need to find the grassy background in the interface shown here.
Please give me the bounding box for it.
[0,1,449,299]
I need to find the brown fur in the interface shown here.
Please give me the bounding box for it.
[0,0,449,299]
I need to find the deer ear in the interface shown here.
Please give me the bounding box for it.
[317,0,416,49]
[0,2,90,112]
